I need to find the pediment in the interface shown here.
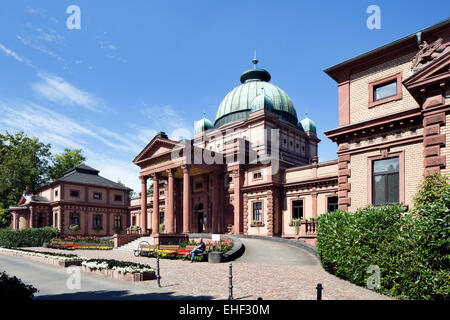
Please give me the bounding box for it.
[133,137,179,165]
[404,49,450,91]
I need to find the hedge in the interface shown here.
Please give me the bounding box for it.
[317,184,450,300]
[0,271,38,300]
[0,227,60,248]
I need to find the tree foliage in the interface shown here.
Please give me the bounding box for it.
[317,173,450,300]
[0,131,51,212]
[48,148,86,180]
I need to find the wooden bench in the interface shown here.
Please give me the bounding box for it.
[133,241,157,257]
[158,245,180,251]
[184,245,210,260]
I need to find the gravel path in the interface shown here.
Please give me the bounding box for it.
[20,239,390,300]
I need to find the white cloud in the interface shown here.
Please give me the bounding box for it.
[32,72,103,111]
[0,99,142,193]
[141,104,193,140]
[0,43,34,67]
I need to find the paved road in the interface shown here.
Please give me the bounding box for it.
[234,238,318,266]
[0,254,211,300]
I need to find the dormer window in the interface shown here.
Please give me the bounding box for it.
[368,72,402,108]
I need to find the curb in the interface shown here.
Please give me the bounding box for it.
[230,234,318,257]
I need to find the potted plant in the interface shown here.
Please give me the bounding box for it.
[290,218,301,235]
[208,242,224,263]
[159,223,165,233]
[69,224,80,232]
[92,225,103,233]
[113,226,123,234]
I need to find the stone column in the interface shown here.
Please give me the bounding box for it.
[182,165,191,234]
[212,172,220,233]
[152,173,160,234]
[29,205,34,228]
[312,192,318,217]
[140,176,148,234]
[166,169,175,233]
[232,168,242,234]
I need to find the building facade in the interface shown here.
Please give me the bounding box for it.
[324,18,450,212]
[10,164,131,236]
[10,19,450,243]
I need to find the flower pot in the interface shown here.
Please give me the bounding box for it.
[208,251,224,263]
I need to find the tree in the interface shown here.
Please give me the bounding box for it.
[0,131,51,224]
[48,148,86,180]
[117,180,136,198]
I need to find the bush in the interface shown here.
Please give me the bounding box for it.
[414,173,449,210]
[0,227,60,248]
[317,174,450,300]
[0,271,38,300]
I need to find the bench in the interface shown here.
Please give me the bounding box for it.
[133,241,157,257]
[184,245,211,260]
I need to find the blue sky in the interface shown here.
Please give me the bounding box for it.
[0,1,449,193]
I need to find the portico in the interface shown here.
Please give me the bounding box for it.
[133,133,224,236]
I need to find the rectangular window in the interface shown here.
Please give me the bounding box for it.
[93,192,102,200]
[327,196,339,212]
[70,190,79,197]
[292,200,304,220]
[114,215,122,228]
[55,190,58,197]
[252,202,262,222]
[253,172,262,180]
[114,194,122,201]
[368,73,402,108]
[160,212,164,225]
[70,213,79,226]
[195,182,203,189]
[372,157,399,205]
[132,216,136,226]
[93,215,103,229]
[374,81,397,101]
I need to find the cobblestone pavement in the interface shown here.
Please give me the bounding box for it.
[26,239,391,300]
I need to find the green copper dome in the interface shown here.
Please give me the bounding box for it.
[214,59,298,128]
[300,114,316,134]
[194,117,214,134]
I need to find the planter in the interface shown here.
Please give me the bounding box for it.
[208,251,224,263]
[42,242,49,248]
[81,266,156,282]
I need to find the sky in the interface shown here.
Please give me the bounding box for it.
[0,1,449,193]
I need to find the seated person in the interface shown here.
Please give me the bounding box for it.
[189,238,206,263]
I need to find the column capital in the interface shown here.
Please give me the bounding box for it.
[181,164,191,173]
[140,176,148,182]
[166,168,174,177]
[150,172,160,179]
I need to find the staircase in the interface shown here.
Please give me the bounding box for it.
[114,236,154,252]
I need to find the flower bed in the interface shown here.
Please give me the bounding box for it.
[0,247,83,267]
[81,259,155,282]
[49,237,114,250]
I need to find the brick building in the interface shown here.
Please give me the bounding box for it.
[9,164,132,236]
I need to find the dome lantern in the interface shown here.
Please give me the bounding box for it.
[300,113,317,135]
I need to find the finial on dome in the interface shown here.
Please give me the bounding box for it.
[305,112,308,118]
[202,111,206,119]
[252,50,259,70]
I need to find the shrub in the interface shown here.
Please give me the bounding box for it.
[414,173,449,210]
[0,227,60,248]
[0,271,38,300]
[317,173,450,300]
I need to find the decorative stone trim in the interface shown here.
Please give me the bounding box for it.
[337,152,351,210]
[243,193,248,234]
[423,111,446,175]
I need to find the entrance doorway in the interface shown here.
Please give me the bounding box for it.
[197,212,206,233]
